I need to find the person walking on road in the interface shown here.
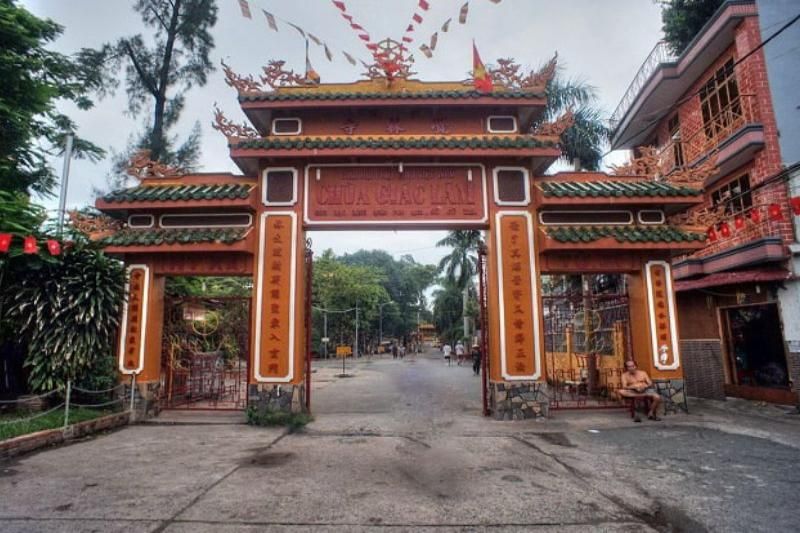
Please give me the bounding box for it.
[399,344,406,359]
[443,343,452,366]
[471,344,481,376]
[455,341,465,366]
[391,343,398,359]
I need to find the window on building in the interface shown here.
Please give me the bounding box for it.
[487,116,517,133]
[699,58,741,140]
[271,118,302,136]
[667,114,684,167]
[711,174,752,215]
[263,168,297,205]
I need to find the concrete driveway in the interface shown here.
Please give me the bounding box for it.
[1,350,799,532]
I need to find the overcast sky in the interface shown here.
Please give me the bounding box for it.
[22,0,663,267]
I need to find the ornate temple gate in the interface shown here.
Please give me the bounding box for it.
[96,48,706,420]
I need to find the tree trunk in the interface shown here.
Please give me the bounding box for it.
[150,0,182,161]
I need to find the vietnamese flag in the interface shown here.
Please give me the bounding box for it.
[472,41,493,93]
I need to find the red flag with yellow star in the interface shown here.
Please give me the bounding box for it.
[473,41,493,93]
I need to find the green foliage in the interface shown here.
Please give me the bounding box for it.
[541,75,610,171]
[337,250,436,345]
[436,230,483,289]
[165,276,252,297]
[659,0,725,55]
[3,242,126,392]
[0,0,104,195]
[432,277,467,345]
[245,406,312,430]
[0,406,112,441]
[84,0,218,180]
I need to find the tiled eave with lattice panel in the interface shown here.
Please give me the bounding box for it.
[229,134,561,174]
[534,172,704,210]
[95,176,259,214]
[98,227,255,255]
[540,225,706,253]
[238,79,548,134]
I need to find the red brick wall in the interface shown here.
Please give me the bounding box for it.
[653,17,794,260]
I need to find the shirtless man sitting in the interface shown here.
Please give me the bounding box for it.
[618,360,662,422]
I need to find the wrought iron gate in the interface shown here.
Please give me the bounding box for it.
[161,296,250,410]
[542,275,632,410]
[478,245,490,416]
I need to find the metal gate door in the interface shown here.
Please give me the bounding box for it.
[542,275,631,410]
[161,296,250,410]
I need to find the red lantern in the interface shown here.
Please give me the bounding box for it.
[0,233,11,253]
[734,215,745,230]
[23,236,38,254]
[790,196,800,216]
[768,203,783,221]
[46,239,61,256]
[707,227,718,242]
[719,222,731,238]
[750,208,762,223]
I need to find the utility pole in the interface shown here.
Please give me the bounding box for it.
[323,311,328,359]
[354,302,359,358]
[56,134,74,237]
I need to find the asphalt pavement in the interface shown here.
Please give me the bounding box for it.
[1,348,799,532]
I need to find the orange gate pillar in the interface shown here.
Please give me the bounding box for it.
[117,264,164,418]
[248,164,310,414]
[486,209,548,419]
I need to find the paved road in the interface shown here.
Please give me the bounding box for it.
[1,350,800,532]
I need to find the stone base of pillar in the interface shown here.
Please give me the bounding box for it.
[490,381,549,420]
[120,381,161,421]
[248,383,307,414]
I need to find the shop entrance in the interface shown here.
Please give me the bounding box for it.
[722,303,793,404]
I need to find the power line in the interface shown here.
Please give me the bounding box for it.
[602,12,800,162]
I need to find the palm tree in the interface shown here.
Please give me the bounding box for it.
[435,230,483,288]
[435,230,484,341]
[537,74,611,171]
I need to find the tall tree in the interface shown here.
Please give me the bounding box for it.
[659,0,725,55]
[539,75,610,171]
[0,0,104,195]
[435,230,483,288]
[86,0,218,177]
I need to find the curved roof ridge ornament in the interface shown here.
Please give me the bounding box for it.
[126,150,186,180]
[488,52,558,90]
[212,104,259,143]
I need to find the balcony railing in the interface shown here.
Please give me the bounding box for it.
[653,94,759,176]
[610,41,678,130]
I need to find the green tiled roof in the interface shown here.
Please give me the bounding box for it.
[544,226,706,244]
[240,90,545,102]
[234,135,556,151]
[101,228,250,247]
[539,180,700,198]
[103,183,253,203]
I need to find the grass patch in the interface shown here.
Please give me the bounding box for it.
[0,407,113,441]
[245,406,313,430]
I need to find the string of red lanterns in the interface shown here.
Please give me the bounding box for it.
[705,200,798,242]
[0,234,61,256]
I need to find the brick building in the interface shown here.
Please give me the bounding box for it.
[610,0,800,404]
